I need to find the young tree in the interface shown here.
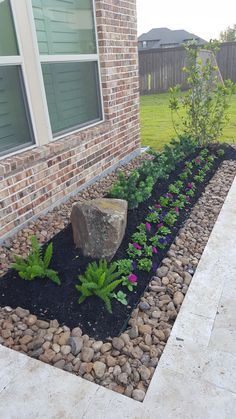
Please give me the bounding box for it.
[219,25,236,42]
[169,41,235,146]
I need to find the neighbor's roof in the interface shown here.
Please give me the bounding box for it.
[138,27,206,46]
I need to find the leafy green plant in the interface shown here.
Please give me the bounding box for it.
[75,260,123,313]
[116,259,133,276]
[217,148,225,157]
[145,211,160,223]
[121,276,137,291]
[168,184,180,195]
[159,196,171,206]
[185,161,193,170]
[164,211,178,226]
[150,235,166,249]
[186,188,195,197]
[179,171,189,180]
[12,236,60,285]
[143,245,153,257]
[199,148,209,158]
[127,243,142,258]
[132,231,147,246]
[108,170,154,209]
[207,155,215,163]
[157,226,171,236]
[112,291,128,306]
[171,194,187,209]
[137,258,152,272]
[169,41,236,146]
[194,174,205,183]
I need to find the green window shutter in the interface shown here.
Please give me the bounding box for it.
[42,61,101,135]
[0,67,34,155]
[32,0,96,55]
[0,0,18,56]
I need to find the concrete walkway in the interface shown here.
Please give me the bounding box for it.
[0,177,235,419]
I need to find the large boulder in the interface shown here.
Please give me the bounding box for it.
[70,198,128,259]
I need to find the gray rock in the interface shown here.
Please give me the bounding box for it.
[117,372,128,385]
[71,198,128,259]
[184,271,192,285]
[101,342,112,353]
[128,326,139,339]
[121,362,132,375]
[15,307,29,318]
[173,291,184,306]
[156,266,169,278]
[93,361,106,378]
[113,365,122,376]
[132,389,146,401]
[36,320,49,329]
[81,347,94,362]
[31,348,43,358]
[63,363,73,372]
[139,365,151,380]
[60,345,71,355]
[68,337,83,356]
[139,301,150,311]
[54,359,66,369]
[112,337,124,351]
[92,341,103,352]
[71,327,82,337]
[28,338,44,351]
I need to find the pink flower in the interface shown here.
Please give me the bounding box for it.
[187,182,193,189]
[195,158,201,164]
[175,207,179,213]
[152,246,158,254]
[145,222,151,231]
[155,203,162,209]
[133,243,141,250]
[186,196,191,202]
[128,274,138,283]
[157,222,164,229]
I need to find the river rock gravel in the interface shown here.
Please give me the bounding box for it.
[0,158,236,401]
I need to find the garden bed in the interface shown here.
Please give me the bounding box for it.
[0,145,235,341]
[0,145,236,402]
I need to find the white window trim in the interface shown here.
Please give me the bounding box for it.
[0,0,39,158]
[1,0,104,159]
[25,0,104,143]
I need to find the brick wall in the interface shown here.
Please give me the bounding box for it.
[0,0,140,241]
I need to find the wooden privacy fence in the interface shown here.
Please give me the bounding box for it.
[139,42,236,95]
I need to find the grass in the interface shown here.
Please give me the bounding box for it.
[140,92,236,150]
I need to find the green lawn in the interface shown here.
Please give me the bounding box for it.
[140,92,236,150]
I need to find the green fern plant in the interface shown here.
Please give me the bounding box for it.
[12,236,60,285]
[75,260,123,313]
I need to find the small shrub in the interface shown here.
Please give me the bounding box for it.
[75,260,123,313]
[12,236,60,285]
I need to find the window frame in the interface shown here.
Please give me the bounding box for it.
[26,0,104,142]
[0,0,104,159]
[0,0,38,157]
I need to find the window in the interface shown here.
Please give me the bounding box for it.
[0,0,34,156]
[0,0,103,157]
[31,0,102,137]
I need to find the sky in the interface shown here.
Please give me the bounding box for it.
[136,0,236,41]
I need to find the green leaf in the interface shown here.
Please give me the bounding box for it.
[46,269,61,285]
[43,242,53,268]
